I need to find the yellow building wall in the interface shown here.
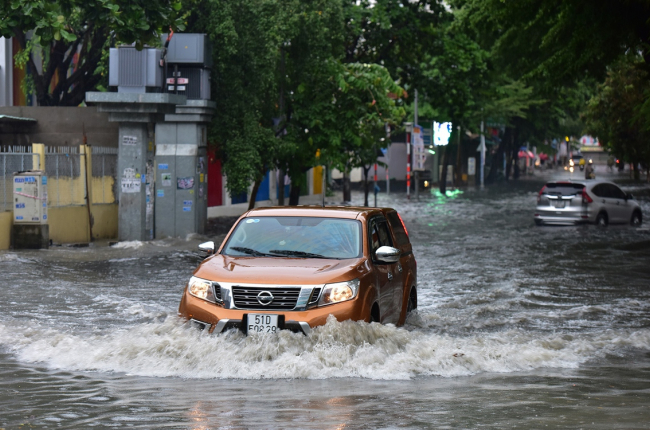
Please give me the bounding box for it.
[0,204,118,249]
[47,204,118,243]
[0,144,118,249]
[47,177,86,206]
[90,176,116,204]
[48,206,90,244]
[0,212,12,250]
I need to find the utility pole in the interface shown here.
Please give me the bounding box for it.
[385,123,390,195]
[404,122,412,200]
[414,89,419,200]
[373,162,378,207]
[481,121,485,188]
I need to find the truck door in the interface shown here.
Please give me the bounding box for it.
[369,216,402,324]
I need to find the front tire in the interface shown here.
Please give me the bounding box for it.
[596,212,608,227]
[631,210,643,226]
[407,287,417,314]
[370,304,380,323]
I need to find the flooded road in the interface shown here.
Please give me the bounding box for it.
[1,175,650,428]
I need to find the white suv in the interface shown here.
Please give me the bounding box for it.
[534,180,643,226]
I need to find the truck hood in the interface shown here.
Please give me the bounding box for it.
[193,254,368,285]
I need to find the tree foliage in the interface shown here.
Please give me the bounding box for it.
[585,56,650,181]
[0,0,186,106]
[455,0,650,84]
[191,0,405,204]
[189,0,285,207]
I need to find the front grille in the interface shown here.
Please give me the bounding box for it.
[212,283,222,302]
[309,287,321,304]
[231,286,301,310]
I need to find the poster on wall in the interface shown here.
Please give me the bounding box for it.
[122,135,138,146]
[161,173,172,187]
[121,168,141,193]
[177,177,195,190]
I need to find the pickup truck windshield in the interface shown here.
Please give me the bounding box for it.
[223,216,362,259]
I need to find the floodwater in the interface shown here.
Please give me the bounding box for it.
[1,173,650,428]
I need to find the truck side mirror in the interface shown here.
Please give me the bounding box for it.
[198,241,215,257]
[375,246,400,263]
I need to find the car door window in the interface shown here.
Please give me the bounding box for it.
[592,184,605,198]
[609,184,626,200]
[386,211,409,247]
[369,217,393,261]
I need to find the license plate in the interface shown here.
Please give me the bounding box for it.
[247,314,279,334]
[553,200,565,208]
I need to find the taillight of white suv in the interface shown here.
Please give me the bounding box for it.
[537,185,547,204]
[581,187,593,204]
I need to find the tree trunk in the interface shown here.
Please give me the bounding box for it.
[503,127,515,181]
[455,135,463,186]
[289,183,301,205]
[513,149,520,180]
[343,169,352,202]
[278,169,286,206]
[486,141,505,184]
[248,177,262,211]
[439,146,450,195]
[363,166,371,206]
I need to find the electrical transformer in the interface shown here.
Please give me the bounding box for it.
[13,170,48,224]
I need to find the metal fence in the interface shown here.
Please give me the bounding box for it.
[2,145,118,211]
[45,146,84,207]
[91,146,118,204]
[1,146,38,212]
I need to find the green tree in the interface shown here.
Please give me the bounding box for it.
[294,62,405,203]
[189,0,285,209]
[455,0,650,83]
[585,56,650,182]
[342,0,449,87]
[448,1,599,183]
[0,0,186,106]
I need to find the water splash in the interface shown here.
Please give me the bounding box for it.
[1,315,649,380]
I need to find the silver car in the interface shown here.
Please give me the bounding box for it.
[534,180,643,226]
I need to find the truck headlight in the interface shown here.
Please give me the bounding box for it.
[188,276,217,303]
[318,279,360,306]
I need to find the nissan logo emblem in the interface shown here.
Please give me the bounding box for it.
[257,290,274,306]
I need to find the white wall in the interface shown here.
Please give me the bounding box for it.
[331,142,411,183]
[0,37,13,107]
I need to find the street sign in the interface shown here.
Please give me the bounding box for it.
[422,127,432,146]
[468,157,476,175]
[413,125,427,171]
[433,122,452,146]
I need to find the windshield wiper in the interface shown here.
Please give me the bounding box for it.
[269,249,327,259]
[229,246,269,257]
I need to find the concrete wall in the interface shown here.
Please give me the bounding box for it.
[0,204,118,249]
[0,106,118,147]
[90,204,118,239]
[207,167,324,218]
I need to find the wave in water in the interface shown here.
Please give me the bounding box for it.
[1,315,649,380]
